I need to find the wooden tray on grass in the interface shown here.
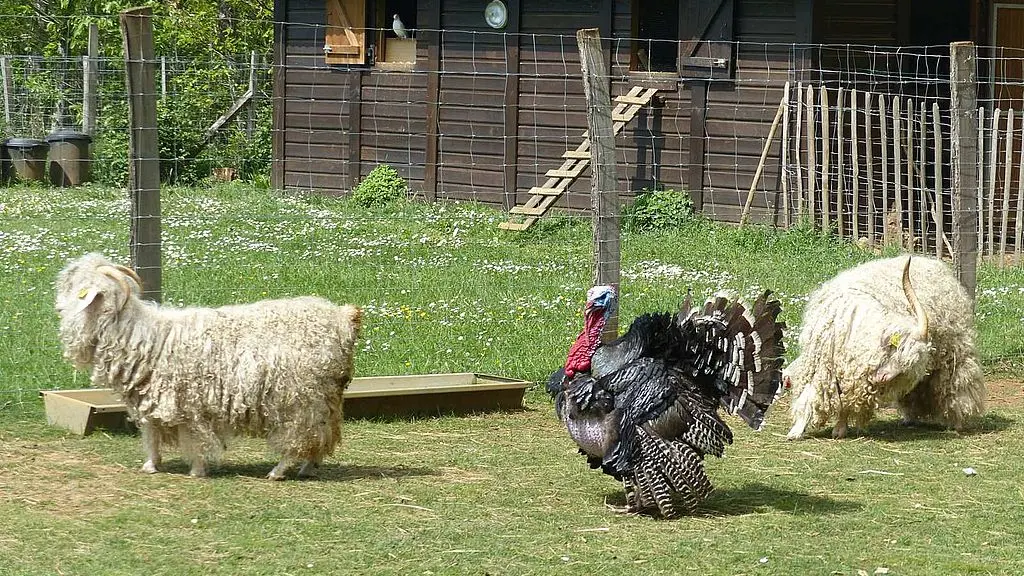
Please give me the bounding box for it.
[40,373,531,434]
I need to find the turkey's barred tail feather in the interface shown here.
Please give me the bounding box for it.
[677,290,786,430]
[626,424,713,517]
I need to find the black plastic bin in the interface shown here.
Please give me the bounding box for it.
[5,137,49,182]
[45,130,92,186]
[0,141,10,184]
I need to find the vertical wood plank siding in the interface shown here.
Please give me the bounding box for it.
[280,0,803,223]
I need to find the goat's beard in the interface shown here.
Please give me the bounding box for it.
[58,312,98,369]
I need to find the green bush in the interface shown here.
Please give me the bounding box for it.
[352,164,408,208]
[625,188,694,232]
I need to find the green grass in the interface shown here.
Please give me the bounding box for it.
[1,182,1023,575]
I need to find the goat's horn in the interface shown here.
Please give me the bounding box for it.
[901,256,928,339]
[112,264,143,290]
[97,265,134,300]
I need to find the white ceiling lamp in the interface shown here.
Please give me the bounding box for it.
[484,0,508,29]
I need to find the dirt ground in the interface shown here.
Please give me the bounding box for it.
[984,377,1024,407]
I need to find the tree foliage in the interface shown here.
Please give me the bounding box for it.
[0,0,274,185]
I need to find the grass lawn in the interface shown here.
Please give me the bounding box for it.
[1,183,1023,575]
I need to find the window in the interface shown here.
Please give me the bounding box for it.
[374,0,418,68]
[631,0,680,73]
[629,0,735,78]
[324,0,417,68]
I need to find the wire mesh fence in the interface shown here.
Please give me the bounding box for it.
[1,14,1024,409]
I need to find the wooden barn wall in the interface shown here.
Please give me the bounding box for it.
[278,0,804,224]
[700,0,801,223]
[434,0,509,205]
[281,0,354,192]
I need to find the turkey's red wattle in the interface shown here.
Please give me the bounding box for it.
[563,306,606,378]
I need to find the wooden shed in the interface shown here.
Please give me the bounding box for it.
[271,0,990,227]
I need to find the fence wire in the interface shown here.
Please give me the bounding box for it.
[1,18,1023,407]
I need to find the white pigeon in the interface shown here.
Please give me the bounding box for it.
[392,14,408,39]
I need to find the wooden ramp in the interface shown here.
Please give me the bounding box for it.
[499,86,660,231]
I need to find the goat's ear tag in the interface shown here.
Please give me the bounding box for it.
[889,333,902,347]
[74,288,101,313]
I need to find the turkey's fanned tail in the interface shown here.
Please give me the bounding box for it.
[626,424,714,517]
[676,290,786,430]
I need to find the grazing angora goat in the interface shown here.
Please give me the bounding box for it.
[785,255,985,440]
[55,253,362,479]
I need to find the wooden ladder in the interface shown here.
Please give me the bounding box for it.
[499,86,660,231]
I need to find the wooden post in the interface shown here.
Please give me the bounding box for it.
[577,28,619,340]
[739,98,785,227]
[866,92,875,244]
[880,97,889,243]
[836,87,845,238]
[933,102,944,258]
[977,107,985,256]
[781,81,791,227]
[893,97,902,246]
[502,0,522,212]
[0,57,11,129]
[949,41,978,302]
[160,56,167,99]
[247,51,257,140]
[987,108,999,258]
[83,23,99,135]
[1000,109,1014,267]
[820,86,831,231]
[795,81,804,218]
[851,89,860,240]
[121,7,162,303]
[806,84,816,225]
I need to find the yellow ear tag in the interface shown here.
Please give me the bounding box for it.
[77,288,89,299]
[889,333,902,347]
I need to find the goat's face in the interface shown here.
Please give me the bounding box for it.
[55,253,140,369]
[870,320,933,386]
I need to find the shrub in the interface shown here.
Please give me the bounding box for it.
[352,164,408,208]
[625,188,694,232]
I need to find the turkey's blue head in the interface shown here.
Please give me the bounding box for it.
[563,285,618,379]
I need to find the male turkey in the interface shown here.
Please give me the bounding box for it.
[547,285,786,517]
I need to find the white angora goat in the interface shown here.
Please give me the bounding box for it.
[785,255,985,440]
[55,253,362,479]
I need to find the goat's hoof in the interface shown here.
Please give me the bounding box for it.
[297,463,319,478]
[267,472,286,481]
[189,468,208,478]
[831,427,848,439]
[141,461,159,474]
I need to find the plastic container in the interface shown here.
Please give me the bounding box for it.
[5,137,49,182]
[45,130,93,186]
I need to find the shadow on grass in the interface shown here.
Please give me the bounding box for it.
[602,482,861,518]
[802,412,1014,442]
[157,461,438,481]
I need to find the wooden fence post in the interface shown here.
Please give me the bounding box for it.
[83,23,99,135]
[0,56,11,129]
[949,41,978,304]
[577,27,619,340]
[121,7,162,302]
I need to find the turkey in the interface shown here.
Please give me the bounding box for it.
[546,285,786,517]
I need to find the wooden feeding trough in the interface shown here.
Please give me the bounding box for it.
[40,373,530,434]
[39,388,133,436]
[344,373,530,419]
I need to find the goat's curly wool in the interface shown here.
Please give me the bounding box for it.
[785,255,985,439]
[55,253,362,479]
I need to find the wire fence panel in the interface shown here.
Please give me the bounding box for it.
[2,14,1024,409]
